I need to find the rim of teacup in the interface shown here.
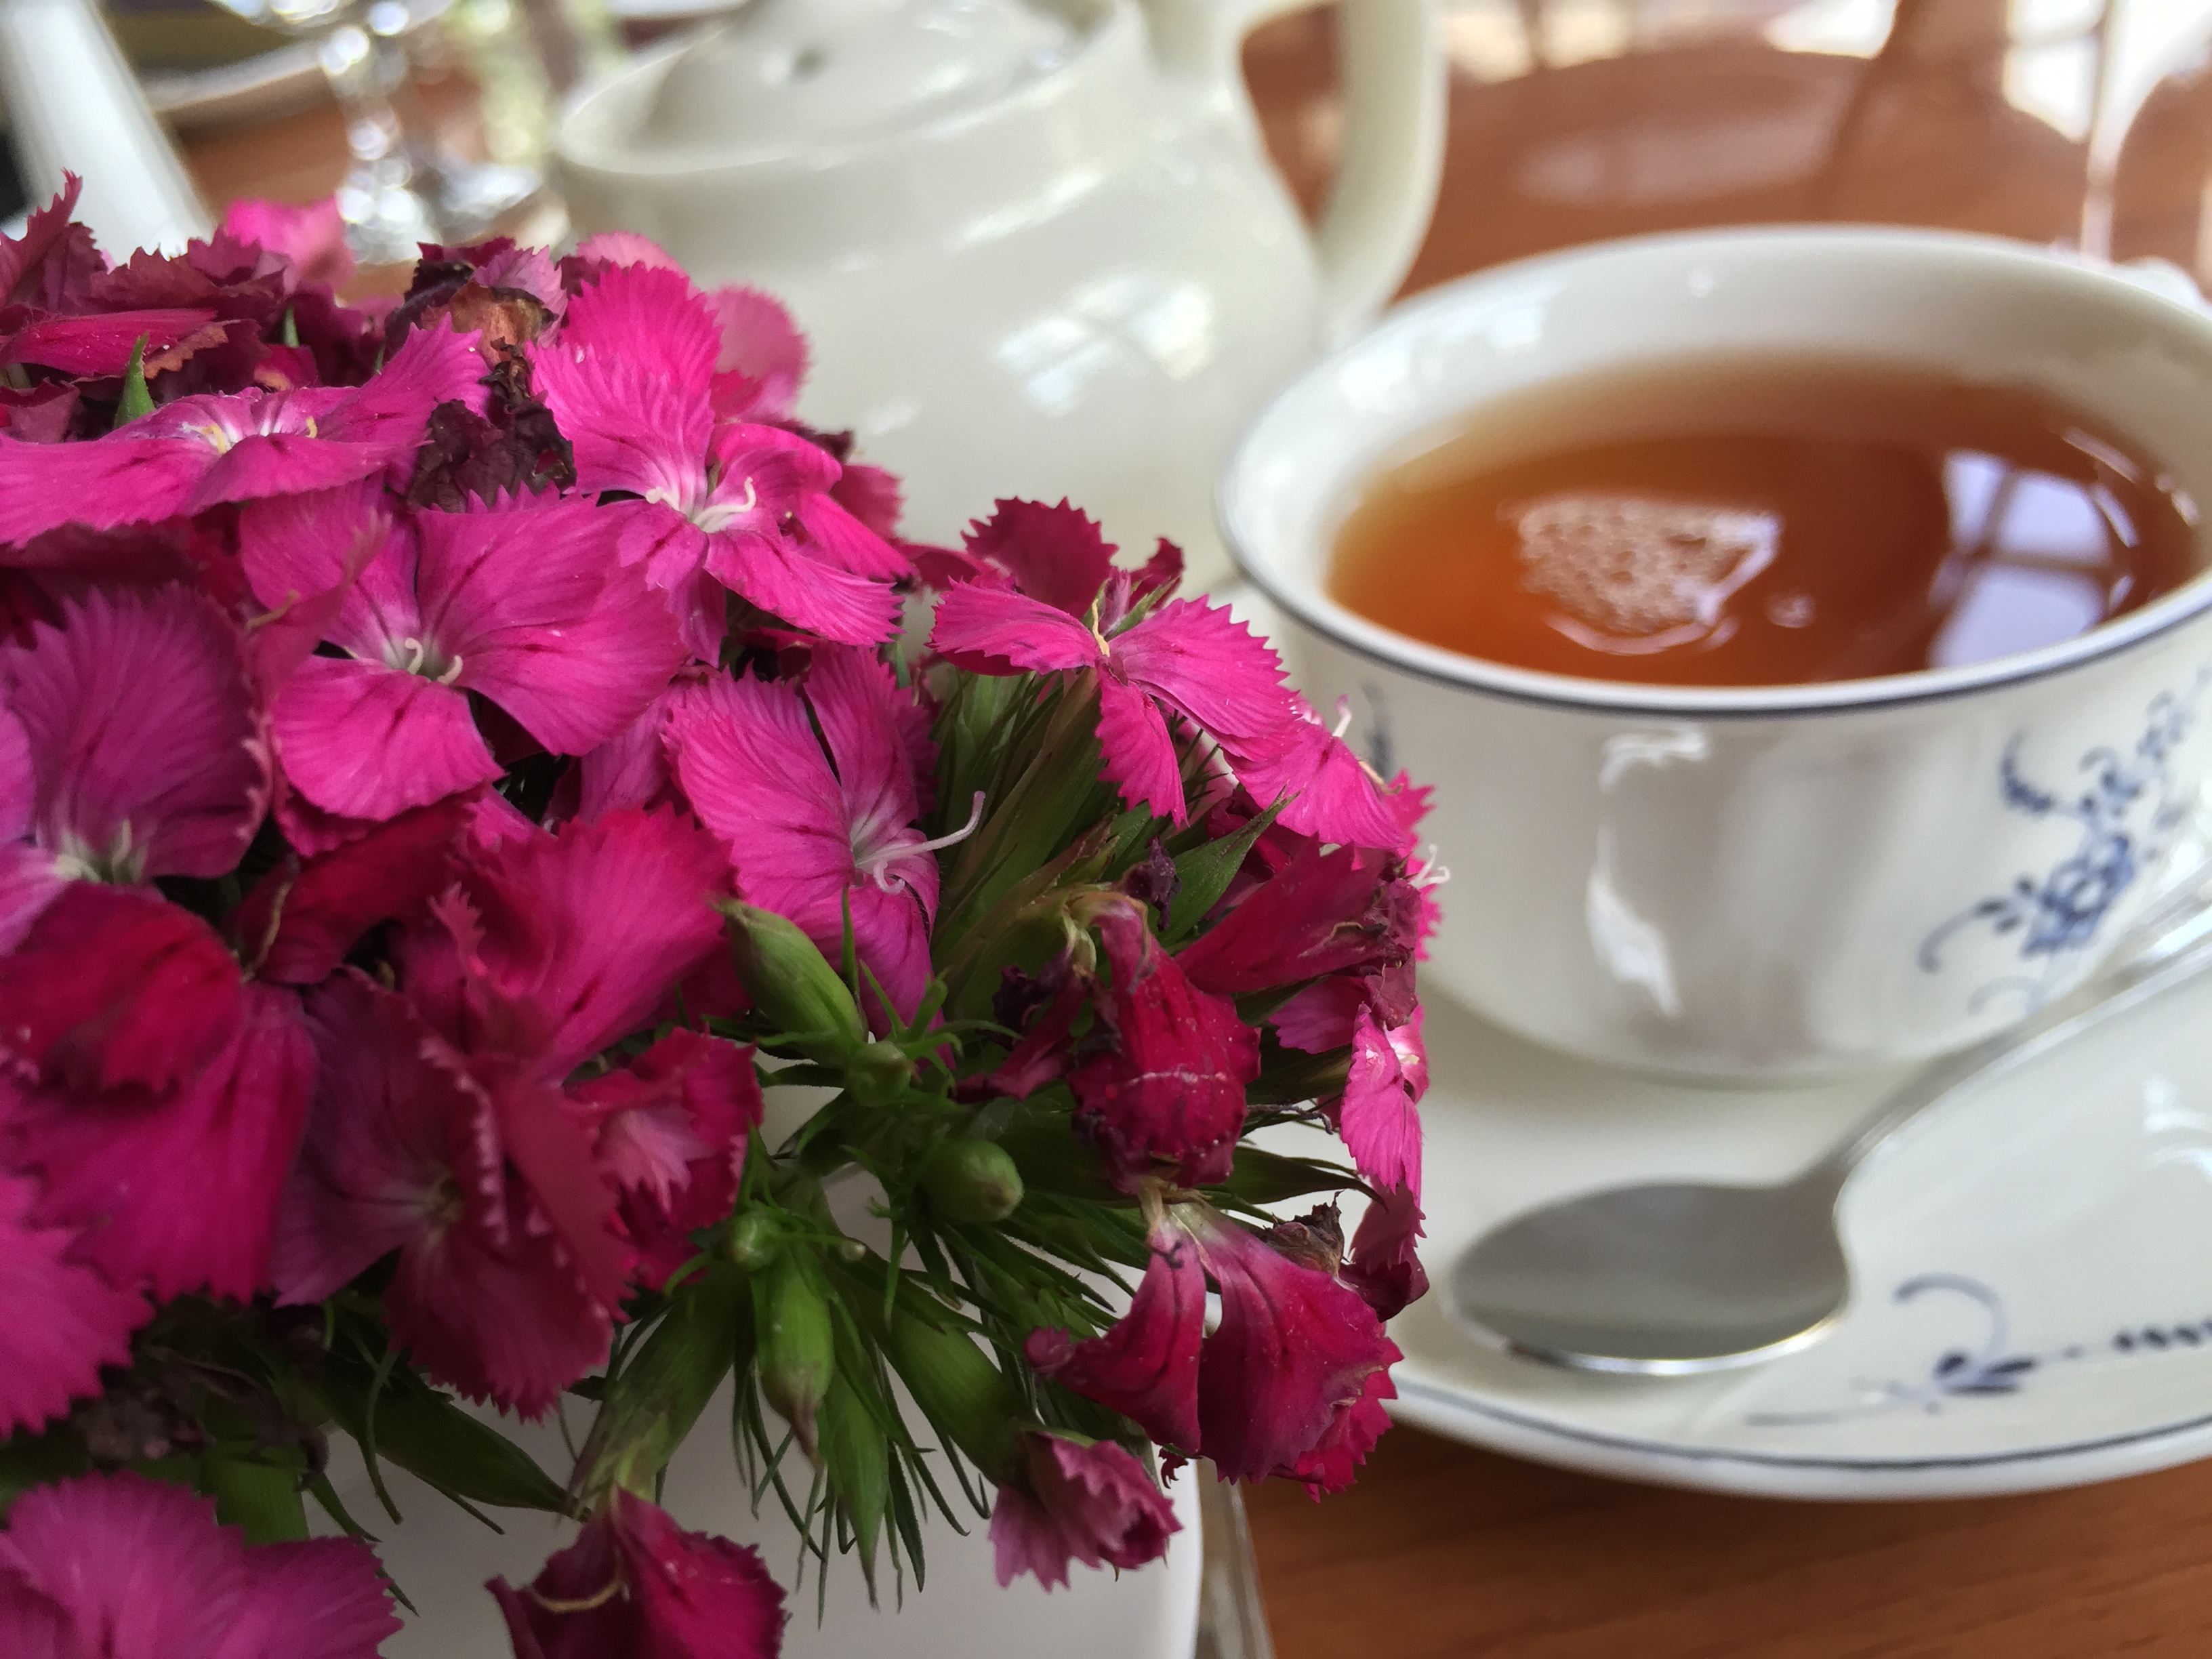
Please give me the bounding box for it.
[1220,225,2212,718]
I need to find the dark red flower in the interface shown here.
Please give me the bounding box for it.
[1068,901,1257,1191]
[1025,1212,1204,1452]
[988,1432,1181,1589]
[491,1492,785,1659]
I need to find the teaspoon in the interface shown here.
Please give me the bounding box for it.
[1448,874,2212,1374]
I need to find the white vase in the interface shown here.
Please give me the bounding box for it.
[317,1387,1204,1659]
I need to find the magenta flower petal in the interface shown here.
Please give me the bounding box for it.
[568,672,698,823]
[794,491,910,581]
[701,524,901,644]
[1340,1185,1428,1322]
[0,1167,146,1436]
[962,498,1115,616]
[989,1433,1180,1589]
[0,308,220,376]
[274,971,479,1303]
[186,430,399,514]
[0,177,100,311]
[0,1473,246,1656]
[1187,1208,1401,1483]
[0,884,241,1094]
[413,501,688,755]
[573,1027,762,1287]
[220,195,355,290]
[1174,841,1404,997]
[0,437,207,541]
[0,702,28,842]
[807,647,934,905]
[1026,1215,1204,1452]
[0,845,64,956]
[407,808,733,1077]
[1265,976,1366,1054]
[0,1473,396,1659]
[1094,674,1185,824]
[236,793,472,984]
[215,1536,405,1659]
[1110,598,1288,750]
[670,659,935,1019]
[1338,1005,1425,1200]
[1286,1367,1395,1494]
[555,263,717,400]
[929,583,1105,676]
[314,318,487,448]
[236,480,390,636]
[276,973,617,1412]
[1068,904,1256,1191]
[3,584,266,880]
[16,980,313,1300]
[491,1493,786,1659]
[569,230,682,273]
[531,264,715,500]
[272,654,500,821]
[1226,703,1401,850]
[708,285,806,421]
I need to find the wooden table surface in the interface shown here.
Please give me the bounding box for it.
[176,20,2212,1654]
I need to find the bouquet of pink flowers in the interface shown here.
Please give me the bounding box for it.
[0,180,1437,1656]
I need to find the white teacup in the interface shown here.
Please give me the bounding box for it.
[1222,227,2212,1082]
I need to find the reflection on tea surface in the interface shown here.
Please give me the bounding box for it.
[1329,354,2201,687]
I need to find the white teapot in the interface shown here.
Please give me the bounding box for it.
[552,0,1443,586]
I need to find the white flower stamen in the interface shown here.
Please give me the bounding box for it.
[863,792,987,892]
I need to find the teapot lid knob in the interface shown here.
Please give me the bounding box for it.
[633,0,1082,158]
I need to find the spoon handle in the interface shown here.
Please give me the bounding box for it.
[1807,859,2212,1197]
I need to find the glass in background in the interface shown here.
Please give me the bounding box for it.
[124,0,612,260]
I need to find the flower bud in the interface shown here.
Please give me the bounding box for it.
[715,899,865,1059]
[754,1257,836,1460]
[846,1039,914,1107]
[922,1139,1025,1225]
[723,1210,780,1270]
[884,1306,1025,1479]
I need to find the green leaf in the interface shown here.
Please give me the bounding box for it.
[318,1355,569,1515]
[578,1261,749,1502]
[1246,1042,1352,1106]
[304,1470,378,1542]
[209,1456,308,1544]
[818,1373,890,1599]
[113,334,154,428]
[281,304,300,348]
[1208,1143,1365,1204]
[991,1109,1128,1202]
[1162,800,1284,945]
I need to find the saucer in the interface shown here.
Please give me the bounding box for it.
[1351,964,2212,1500]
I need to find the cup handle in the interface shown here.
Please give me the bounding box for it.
[1147,0,1447,341]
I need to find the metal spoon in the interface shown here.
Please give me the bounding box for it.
[1448,870,2212,1375]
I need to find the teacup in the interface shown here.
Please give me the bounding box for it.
[1221,227,2212,1082]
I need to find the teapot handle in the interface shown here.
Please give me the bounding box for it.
[1151,0,1445,340]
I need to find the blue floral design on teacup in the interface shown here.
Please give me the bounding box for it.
[1919,668,2212,1010]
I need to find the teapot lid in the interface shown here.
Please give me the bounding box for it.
[632,0,1084,159]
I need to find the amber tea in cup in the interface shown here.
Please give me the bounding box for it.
[1328,353,2200,687]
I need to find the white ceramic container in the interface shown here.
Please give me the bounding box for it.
[552,0,1446,588]
[1223,228,2212,1082]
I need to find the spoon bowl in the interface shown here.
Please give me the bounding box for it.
[1448,1174,1849,1372]
[1447,875,2212,1374]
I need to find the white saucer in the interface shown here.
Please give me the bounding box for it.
[1359,966,2212,1500]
